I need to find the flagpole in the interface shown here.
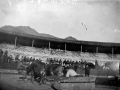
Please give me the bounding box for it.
[65,44,66,57]
[112,48,114,60]
[32,39,34,47]
[15,37,17,46]
[49,42,51,55]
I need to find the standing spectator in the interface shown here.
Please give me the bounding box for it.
[21,56,24,62]
[0,49,3,62]
[29,57,33,62]
[59,59,62,65]
[71,60,74,66]
[17,60,27,79]
[74,61,78,71]
[50,58,53,64]
[3,50,8,62]
[85,63,90,77]
[8,55,13,62]
[24,56,27,62]
[15,55,19,61]
[32,57,35,62]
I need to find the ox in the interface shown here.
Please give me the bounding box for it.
[46,64,64,77]
[26,60,46,85]
[26,60,64,85]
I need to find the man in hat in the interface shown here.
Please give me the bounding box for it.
[17,60,27,79]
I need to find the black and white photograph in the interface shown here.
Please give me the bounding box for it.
[0,0,120,90]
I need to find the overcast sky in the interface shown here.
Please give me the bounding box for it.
[0,0,120,43]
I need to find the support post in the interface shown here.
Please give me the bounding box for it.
[15,37,17,46]
[96,47,99,59]
[32,39,34,47]
[65,44,66,56]
[81,45,82,55]
[49,42,51,55]
[96,47,98,53]
[112,47,114,59]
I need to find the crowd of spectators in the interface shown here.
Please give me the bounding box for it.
[0,43,120,63]
[0,49,14,63]
[0,43,50,55]
[0,48,86,71]
[47,58,85,71]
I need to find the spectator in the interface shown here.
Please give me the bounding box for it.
[74,61,78,71]
[0,49,3,62]
[21,56,24,62]
[63,60,66,65]
[8,55,13,62]
[50,58,53,64]
[24,56,27,62]
[15,55,19,61]
[59,59,62,65]
[17,60,27,79]
[32,57,35,62]
[3,50,8,62]
[29,57,33,62]
[85,64,90,77]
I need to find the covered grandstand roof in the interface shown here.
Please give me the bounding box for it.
[0,29,120,47]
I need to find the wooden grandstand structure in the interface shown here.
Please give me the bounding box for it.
[0,29,120,60]
[0,28,120,76]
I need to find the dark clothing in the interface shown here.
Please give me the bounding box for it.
[3,50,8,62]
[15,55,19,61]
[85,65,90,77]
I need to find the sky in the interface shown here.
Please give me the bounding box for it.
[0,0,120,43]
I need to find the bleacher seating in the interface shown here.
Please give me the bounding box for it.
[51,49,65,56]
[0,43,120,61]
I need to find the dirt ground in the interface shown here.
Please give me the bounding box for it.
[0,73,119,90]
[0,73,54,90]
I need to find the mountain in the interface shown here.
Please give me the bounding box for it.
[65,36,77,41]
[0,25,58,39]
[0,25,40,36]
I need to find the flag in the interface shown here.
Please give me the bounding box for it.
[81,22,83,26]
[84,25,87,30]
[81,22,87,30]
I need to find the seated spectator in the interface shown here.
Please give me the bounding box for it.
[15,55,19,61]
[8,55,14,62]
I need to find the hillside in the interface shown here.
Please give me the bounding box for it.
[65,36,77,41]
[0,25,58,39]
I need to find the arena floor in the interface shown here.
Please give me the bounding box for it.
[0,73,119,90]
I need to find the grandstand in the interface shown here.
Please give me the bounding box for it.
[0,28,120,61]
[0,26,120,76]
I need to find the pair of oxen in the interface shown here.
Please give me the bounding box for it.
[26,60,65,85]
